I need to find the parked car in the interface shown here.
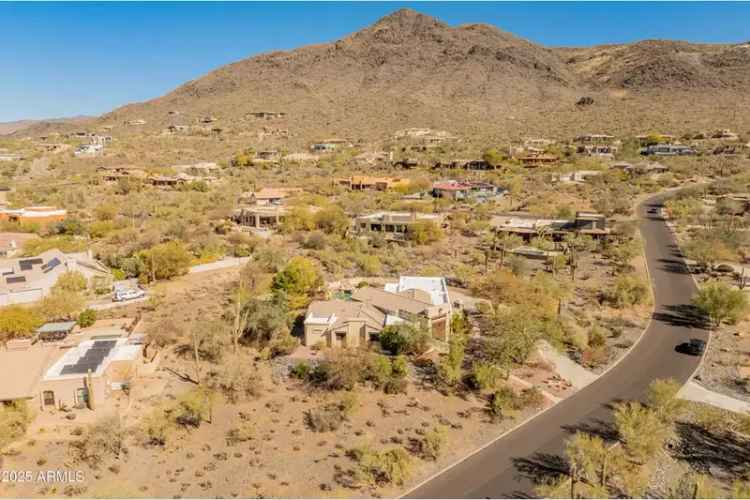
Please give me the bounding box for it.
[677,338,706,356]
[113,288,146,302]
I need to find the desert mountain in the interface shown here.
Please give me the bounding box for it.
[21,9,750,142]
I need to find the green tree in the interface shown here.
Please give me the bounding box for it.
[0,305,43,343]
[693,279,749,328]
[39,289,85,321]
[314,205,350,235]
[53,270,87,293]
[407,220,444,245]
[613,401,671,464]
[482,148,504,168]
[77,308,97,328]
[139,240,192,281]
[646,378,684,424]
[271,256,323,309]
[439,333,466,387]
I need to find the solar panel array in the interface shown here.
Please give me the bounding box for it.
[19,258,43,271]
[59,340,117,376]
[42,257,61,273]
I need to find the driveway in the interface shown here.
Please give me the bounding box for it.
[407,192,709,498]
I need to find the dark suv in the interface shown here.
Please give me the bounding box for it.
[677,338,706,356]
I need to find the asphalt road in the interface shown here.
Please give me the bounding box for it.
[407,192,710,499]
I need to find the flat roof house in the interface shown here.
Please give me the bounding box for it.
[432,180,505,201]
[335,176,411,191]
[303,276,453,348]
[0,321,145,411]
[355,211,444,242]
[518,154,559,168]
[239,187,303,206]
[0,249,112,306]
[0,206,67,226]
[640,144,696,156]
[491,211,609,240]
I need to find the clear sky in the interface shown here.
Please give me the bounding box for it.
[1,1,749,122]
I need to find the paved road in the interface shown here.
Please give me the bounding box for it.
[407,192,710,498]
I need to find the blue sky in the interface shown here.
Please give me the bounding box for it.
[1,2,749,122]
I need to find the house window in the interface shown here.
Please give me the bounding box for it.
[76,388,89,406]
[43,390,55,406]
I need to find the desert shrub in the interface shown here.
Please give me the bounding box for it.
[588,325,607,348]
[363,354,393,388]
[489,386,524,421]
[378,324,430,355]
[349,446,412,487]
[173,389,210,428]
[519,386,545,409]
[140,408,171,447]
[391,355,408,379]
[309,353,361,391]
[69,417,126,468]
[0,401,33,449]
[384,377,408,395]
[414,426,447,461]
[77,308,97,328]
[213,361,263,403]
[607,274,649,308]
[306,395,357,433]
[290,361,312,380]
[225,421,254,445]
[467,362,503,391]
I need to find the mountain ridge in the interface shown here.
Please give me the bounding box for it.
[16,9,750,142]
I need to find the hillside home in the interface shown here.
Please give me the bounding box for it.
[248,111,287,119]
[310,138,350,153]
[335,176,411,191]
[553,170,603,184]
[166,124,191,134]
[640,144,696,156]
[126,119,146,126]
[356,211,445,241]
[0,249,112,306]
[0,153,24,162]
[239,187,303,206]
[171,161,221,177]
[518,153,559,168]
[0,232,39,258]
[97,165,148,183]
[393,158,423,169]
[232,205,288,230]
[0,320,145,410]
[433,159,495,171]
[303,276,453,348]
[256,150,282,161]
[74,143,103,157]
[491,211,609,240]
[432,180,505,202]
[0,206,67,226]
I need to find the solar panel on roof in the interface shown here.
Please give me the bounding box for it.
[18,258,43,271]
[6,275,26,284]
[42,257,61,272]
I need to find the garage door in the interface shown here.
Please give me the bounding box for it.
[9,289,43,305]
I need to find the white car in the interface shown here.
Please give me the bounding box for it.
[113,288,146,302]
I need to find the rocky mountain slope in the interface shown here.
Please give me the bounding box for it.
[19,9,750,143]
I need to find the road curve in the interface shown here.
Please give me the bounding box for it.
[407,192,709,498]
